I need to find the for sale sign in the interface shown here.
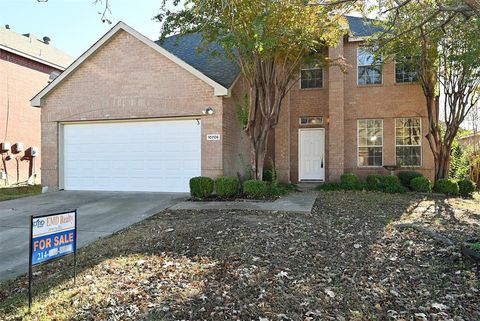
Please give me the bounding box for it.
[30,211,77,266]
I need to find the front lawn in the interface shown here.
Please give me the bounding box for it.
[0,191,479,320]
[0,185,41,202]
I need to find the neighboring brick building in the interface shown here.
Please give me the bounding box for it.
[0,25,73,187]
[32,18,434,193]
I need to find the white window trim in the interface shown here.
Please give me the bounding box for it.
[357,119,384,167]
[394,117,423,167]
[356,47,383,86]
[394,57,419,84]
[299,66,324,89]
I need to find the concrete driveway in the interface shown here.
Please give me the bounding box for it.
[0,191,187,281]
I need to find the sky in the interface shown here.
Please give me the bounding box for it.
[0,0,167,58]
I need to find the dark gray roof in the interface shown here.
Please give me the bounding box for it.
[156,16,381,89]
[346,16,383,38]
[156,33,239,88]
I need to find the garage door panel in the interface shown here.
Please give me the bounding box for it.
[63,119,201,192]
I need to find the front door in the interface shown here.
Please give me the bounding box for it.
[299,128,325,181]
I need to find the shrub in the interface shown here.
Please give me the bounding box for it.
[366,175,405,193]
[215,176,240,198]
[410,176,432,193]
[379,176,407,193]
[365,174,383,191]
[266,183,296,197]
[189,176,214,198]
[339,173,365,190]
[434,178,459,196]
[397,171,423,188]
[458,179,476,198]
[340,173,359,188]
[316,182,343,191]
[243,180,268,198]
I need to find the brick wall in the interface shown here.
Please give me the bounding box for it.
[273,38,434,183]
[40,30,224,190]
[222,77,251,178]
[342,41,434,180]
[0,50,58,187]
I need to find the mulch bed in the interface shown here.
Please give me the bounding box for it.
[1,191,479,320]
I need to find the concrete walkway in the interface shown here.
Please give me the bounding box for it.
[170,192,317,213]
[0,191,187,281]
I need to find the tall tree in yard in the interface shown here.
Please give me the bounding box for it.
[156,0,350,180]
[373,0,480,180]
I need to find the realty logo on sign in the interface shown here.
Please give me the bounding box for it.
[30,211,77,266]
[29,210,78,311]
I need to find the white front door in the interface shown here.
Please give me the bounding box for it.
[299,128,325,181]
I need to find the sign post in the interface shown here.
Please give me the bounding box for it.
[29,210,77,311]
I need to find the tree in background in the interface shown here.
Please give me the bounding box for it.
[156,0,352,180]
[373,0,480,180]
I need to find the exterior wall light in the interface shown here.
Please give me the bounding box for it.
[202,107,215,115]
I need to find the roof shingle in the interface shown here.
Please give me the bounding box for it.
[156,15,382,89]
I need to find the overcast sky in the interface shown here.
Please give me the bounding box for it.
[0,0,166,58]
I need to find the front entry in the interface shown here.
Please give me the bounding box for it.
[299,128,325,181]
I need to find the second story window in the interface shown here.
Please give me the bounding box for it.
[300,63,323,89]
[357,47,382,85]
[395,56,419,83]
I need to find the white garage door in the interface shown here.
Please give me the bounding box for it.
[62,119,201,192]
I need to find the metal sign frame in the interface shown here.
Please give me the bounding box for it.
[28,209,77,311]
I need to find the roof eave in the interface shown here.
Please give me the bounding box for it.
[31,21,230,107]
[348,35,368,42]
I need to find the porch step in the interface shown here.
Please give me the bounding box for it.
[296,182,321,192]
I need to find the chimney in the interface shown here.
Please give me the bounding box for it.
[43,36,51,45]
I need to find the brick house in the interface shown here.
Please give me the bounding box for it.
[0,25,73,187]
[31,19,434,193]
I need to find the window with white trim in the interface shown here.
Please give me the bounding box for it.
[357,47,382,85]
[358,119,383,167]
[300,63,323,89]
[395,56,419,83]
[395,117,422,166]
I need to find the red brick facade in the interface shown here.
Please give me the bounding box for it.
[276,38,434,183]
[0,49,62,187]
[38,29,433,191]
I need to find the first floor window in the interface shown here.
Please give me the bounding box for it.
[358,119,383,166]
[396,117,422,166]
[300,63,323,89]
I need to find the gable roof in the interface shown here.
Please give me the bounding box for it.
[31,22,230,107]
[0,25,73,70]
[31,16,382,107]
[156,16,381,88]
[157,33,239,89]
[346,16,384,38]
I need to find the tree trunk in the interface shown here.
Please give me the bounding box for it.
[435,145,450,180]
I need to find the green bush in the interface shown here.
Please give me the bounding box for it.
[189,176,214,198]
[365,174,383,191]
[365,175,406,193]
[458,179,476,198]
[410,176,432,193]
[340,173,360,188]
[243,180,268,198]
[397,171,424,188]
[266,183,296,197]
[380,176,407,193]
[316,182,343,191]
[215,176,240,198]
[433,178,459,196]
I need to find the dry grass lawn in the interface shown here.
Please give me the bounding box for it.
[0,191,479,321]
